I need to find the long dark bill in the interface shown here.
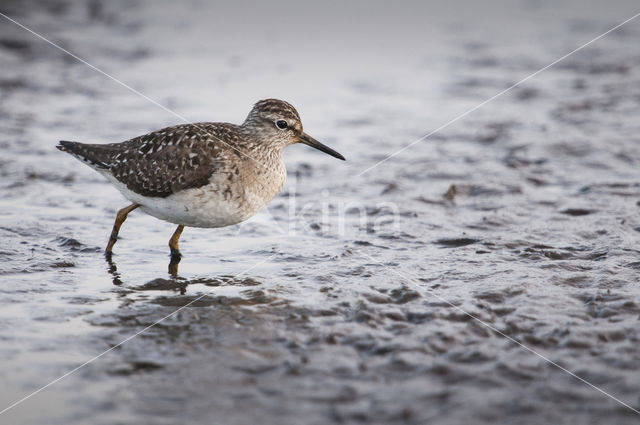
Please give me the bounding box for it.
[298,133,345,160]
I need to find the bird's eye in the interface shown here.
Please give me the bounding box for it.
[276,120,288,130]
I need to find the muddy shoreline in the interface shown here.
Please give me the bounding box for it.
[1,1,640,424]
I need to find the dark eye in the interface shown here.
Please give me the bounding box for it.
[276,120,288,130]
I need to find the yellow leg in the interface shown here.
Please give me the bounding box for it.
[105,203,139,254]
[168,225,185,257]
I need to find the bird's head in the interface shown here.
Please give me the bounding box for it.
[241,99,345,160]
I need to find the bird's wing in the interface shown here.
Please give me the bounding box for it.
[109,123,243,198]
[60,123,242,198]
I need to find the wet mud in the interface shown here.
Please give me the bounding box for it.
[1,1,640,424]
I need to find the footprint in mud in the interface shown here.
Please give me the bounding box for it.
[108,360,164,376]
[56,236,101,253]
[560,208,595,216]
[434,238,479,248]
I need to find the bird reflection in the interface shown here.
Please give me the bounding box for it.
[104,253,267,301]
[168,253,181,277]
[105,252,185,292]
[105,252,124,286]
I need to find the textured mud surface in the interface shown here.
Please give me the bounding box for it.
[1,1,640,424]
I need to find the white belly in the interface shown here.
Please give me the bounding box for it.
[104,172,284,228]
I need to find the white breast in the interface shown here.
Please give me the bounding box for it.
[102,161,286,228]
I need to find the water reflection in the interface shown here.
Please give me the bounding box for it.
[104,252,124,286]
[105,251,184,287]
[168,253,181,277]
[104,251,265,300]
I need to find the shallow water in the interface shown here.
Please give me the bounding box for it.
[1,0,640,424]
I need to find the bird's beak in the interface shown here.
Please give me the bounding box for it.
[297,132,345,160]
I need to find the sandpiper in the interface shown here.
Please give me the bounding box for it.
[57,99,345,258]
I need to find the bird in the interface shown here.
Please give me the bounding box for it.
[57,98,345,259]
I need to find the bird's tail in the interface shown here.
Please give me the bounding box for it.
[57,140,110,169]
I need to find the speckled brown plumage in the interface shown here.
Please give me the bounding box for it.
[57,98,345,257]
[59,122,241,198]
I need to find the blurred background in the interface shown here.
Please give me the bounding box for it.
[1,1,639,424]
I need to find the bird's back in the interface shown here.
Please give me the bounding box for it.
[58,122,246,198]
